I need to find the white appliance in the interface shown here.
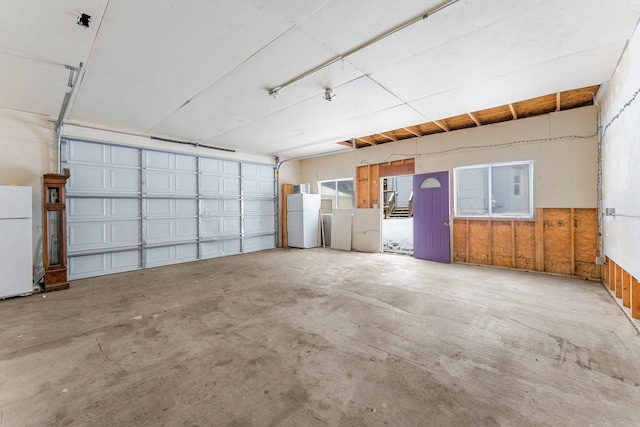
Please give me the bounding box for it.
[287,193,321,248]
[0,186,33,298]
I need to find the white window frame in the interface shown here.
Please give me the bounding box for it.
[319,178,354,211]
[454,161,534,219]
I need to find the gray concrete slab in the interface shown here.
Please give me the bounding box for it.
[1,248,639,426]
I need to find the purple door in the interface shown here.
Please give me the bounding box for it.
[413,171,450,263]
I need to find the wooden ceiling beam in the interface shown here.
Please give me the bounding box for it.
[433,120,450,132]
[357,137,376,146]
[556,92,561,111]
[468,112,481,127]
[403,127,421,137]
[508,103,518,120]
[377,133,397,142]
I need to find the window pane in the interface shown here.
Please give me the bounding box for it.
[320,181,336,200]
[456,167,489,216]
[337,180,354,209]
[491,164,531,216]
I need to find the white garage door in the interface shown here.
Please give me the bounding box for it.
[61,138,276,280]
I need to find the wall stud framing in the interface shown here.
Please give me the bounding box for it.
[632,276,640,319]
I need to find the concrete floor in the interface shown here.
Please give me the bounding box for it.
[1,249,639,426]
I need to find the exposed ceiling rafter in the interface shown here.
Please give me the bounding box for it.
[468,112,481,127]
[509,103,519,120]
[403,127,421,137]
[433,120,451,132]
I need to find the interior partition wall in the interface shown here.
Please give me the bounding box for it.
[61,138,276,280]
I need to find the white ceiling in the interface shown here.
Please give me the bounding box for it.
[1,0,639,159]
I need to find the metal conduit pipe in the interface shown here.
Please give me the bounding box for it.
[268,0,461,96]
[55,62,84,173]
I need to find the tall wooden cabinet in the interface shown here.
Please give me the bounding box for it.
[42,171,70,292]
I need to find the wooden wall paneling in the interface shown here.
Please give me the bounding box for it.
[468,220,491,265]
[615,264,623,299]
[573,209,600,279]
[514,221,536,270]
[356,165,370,208]
[378,158,415,177]
[490,220,513,267]
[534,208,544,271]
[511,221,516,268]
[622,271,631,308]
[631,276,640,319]
[609,260,616,291]
[370,164,380,208]
[452,219,467,262]
[488,220,493,265]
[603,257,609,287]
[451,208,598,277]
[570,209,575,276]
[465,219,470,263]
[280,184,293,247]
[543,209,572,275]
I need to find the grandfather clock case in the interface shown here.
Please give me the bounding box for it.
[42,172,70,292]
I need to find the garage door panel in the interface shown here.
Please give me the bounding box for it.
[145,151,197,172]
[67,198,140,220]
[245,215,275,234]
[145,218,197,243]
[201,176,241,196]
[201,199,241,215]
[69,198,107,218]
[201,217,240,238]
[110,169,141,193]
[67,166,106,193]
[243,164,273,180]
[244,235,276,252]
[68,165,140,195]
[68,250,140,280]
[145,199,197,217]
[68,140,107,163]
[111,146,140,166]
[66,140,139,166]
[243,179,274,197]
[61,138,275,279]
[199,158,240,176]
[245,200,275,215]
[69,220,140,251]
[200,239,241,259]
[144,171,197,196]
[69,198,140,220]
[69,222,106,247]
[145,244,198,268]
[111,222,142,245]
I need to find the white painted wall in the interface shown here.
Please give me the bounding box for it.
[600,23,640,280]
[0,108,57,278]
[300,106,598,252]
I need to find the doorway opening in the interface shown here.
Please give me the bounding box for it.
[382,175,413,255]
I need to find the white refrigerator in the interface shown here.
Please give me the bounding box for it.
[287,193,321,248]
[0,186,33,298]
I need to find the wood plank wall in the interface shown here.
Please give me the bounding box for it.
[453,208,601,280]
[280,184,292,247]
[603,257,640,319]
[356,159,415,208]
